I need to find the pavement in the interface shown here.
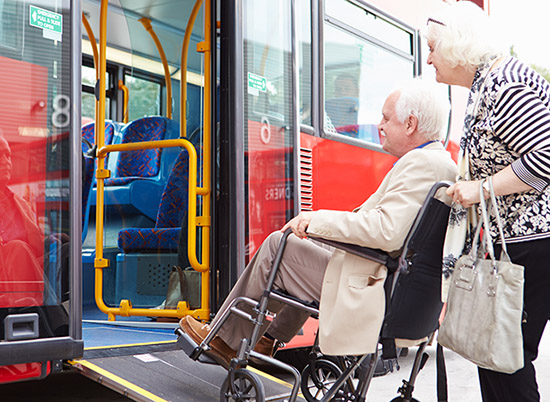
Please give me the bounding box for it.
[365,327,550,401]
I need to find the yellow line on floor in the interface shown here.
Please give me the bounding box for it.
[69,359,169,402]
[84,340,177,350]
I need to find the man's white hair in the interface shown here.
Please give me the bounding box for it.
[425,1,504,68]
[394,79,450,141]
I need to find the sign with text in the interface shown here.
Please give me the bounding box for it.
[29,5,62,35]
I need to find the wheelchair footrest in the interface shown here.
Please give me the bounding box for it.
[175,327,218,365]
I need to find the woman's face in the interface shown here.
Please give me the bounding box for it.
[426,40,455,85]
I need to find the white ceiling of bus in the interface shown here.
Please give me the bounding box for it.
[82,0,205,74]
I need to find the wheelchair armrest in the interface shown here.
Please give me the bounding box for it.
[312,237,399,272]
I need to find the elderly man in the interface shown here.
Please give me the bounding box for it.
[180,79,458,368]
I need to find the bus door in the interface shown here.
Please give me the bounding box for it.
[0,0,83,382]
[217,0,297,299]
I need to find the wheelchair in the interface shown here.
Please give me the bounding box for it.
[176,181,452,402]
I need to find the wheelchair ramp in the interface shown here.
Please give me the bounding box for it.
[71,346,304,402]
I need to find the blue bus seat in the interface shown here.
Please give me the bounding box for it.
[95,117,181,221]
[105,116,174,186]
[117,143,199,253]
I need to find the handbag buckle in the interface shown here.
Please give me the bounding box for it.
[455,263,477,291]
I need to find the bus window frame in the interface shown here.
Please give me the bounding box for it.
[318,0,419,152]
[122,66,165,121]
[81,54,118,121]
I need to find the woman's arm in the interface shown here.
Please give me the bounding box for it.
[447,165,532,207]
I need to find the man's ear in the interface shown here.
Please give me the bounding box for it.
[406,114,418,136]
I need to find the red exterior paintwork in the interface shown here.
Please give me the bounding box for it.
[300,133,397,211]
[0,55,48,307]
[246,120,293,261]
[0,362,50,384]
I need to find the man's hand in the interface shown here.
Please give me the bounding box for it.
[281,212,313,239]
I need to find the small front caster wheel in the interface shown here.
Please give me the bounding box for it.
[220,368,265,401]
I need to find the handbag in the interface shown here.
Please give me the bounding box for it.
[164,265,201,310]
[438,177,524,374]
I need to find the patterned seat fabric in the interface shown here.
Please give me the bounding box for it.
[117,144,201,252]
[81,121,116,148]
[104,117,167,187]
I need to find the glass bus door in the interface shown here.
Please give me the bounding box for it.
[218,0,296,298]
[0,0,82,382]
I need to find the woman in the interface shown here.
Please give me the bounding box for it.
[426,2,550,401]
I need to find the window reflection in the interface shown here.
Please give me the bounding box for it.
[323,24,414,143]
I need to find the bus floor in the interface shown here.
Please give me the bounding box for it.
[73,304,303,402]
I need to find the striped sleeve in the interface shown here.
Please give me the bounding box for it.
[494,83,550,191]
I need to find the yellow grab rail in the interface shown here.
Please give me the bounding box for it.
[93,0,212,321]
[82,14,98,73]
[118,80,129,123]
[82,13,99,143]
[139,17,173,120]
[94,139,209,320]
[180,0,203,139]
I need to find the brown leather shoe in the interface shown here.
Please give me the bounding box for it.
[179,316,236,369]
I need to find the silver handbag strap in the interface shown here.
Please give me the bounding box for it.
[479,177,512,266]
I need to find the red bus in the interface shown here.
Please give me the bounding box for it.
[0,0,477,399]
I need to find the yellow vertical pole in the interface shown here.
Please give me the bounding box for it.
[199,0,212,315]
[94,0,112,318]
[118,80,129,124]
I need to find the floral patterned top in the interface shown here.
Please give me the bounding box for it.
[464,56,550,243]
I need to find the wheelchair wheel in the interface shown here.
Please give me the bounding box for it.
[220,368,265,402]
[301,359,351,402]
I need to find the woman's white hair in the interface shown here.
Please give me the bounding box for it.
[394,79,450,141]
[425,1,505,68]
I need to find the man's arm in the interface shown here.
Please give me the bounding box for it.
[305,151,446,251]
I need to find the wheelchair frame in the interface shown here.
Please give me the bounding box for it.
[176,181,452,402]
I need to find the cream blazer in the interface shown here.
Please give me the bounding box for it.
[307,142,457,356]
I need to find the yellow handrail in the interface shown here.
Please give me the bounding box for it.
[95,0,108,278]
[139,18,173,119]
[118,80,129,124]
[82,14,98,74]
[94,138,209,320]
[193,0,212,320]
[180,0,212,316]
[82,13,99,143]
[93,0,212,321]
[181,0,203,139]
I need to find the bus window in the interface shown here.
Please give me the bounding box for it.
[297,0,312,127]
[124,72,162,121]
[323,2,415,144]
[0,0,23,53]
[81,62,112,123]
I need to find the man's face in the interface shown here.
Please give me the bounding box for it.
[0,137,12,188]
[378,92,408,157]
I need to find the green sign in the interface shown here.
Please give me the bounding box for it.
[248,72,267,92]
[29,5,62,34]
